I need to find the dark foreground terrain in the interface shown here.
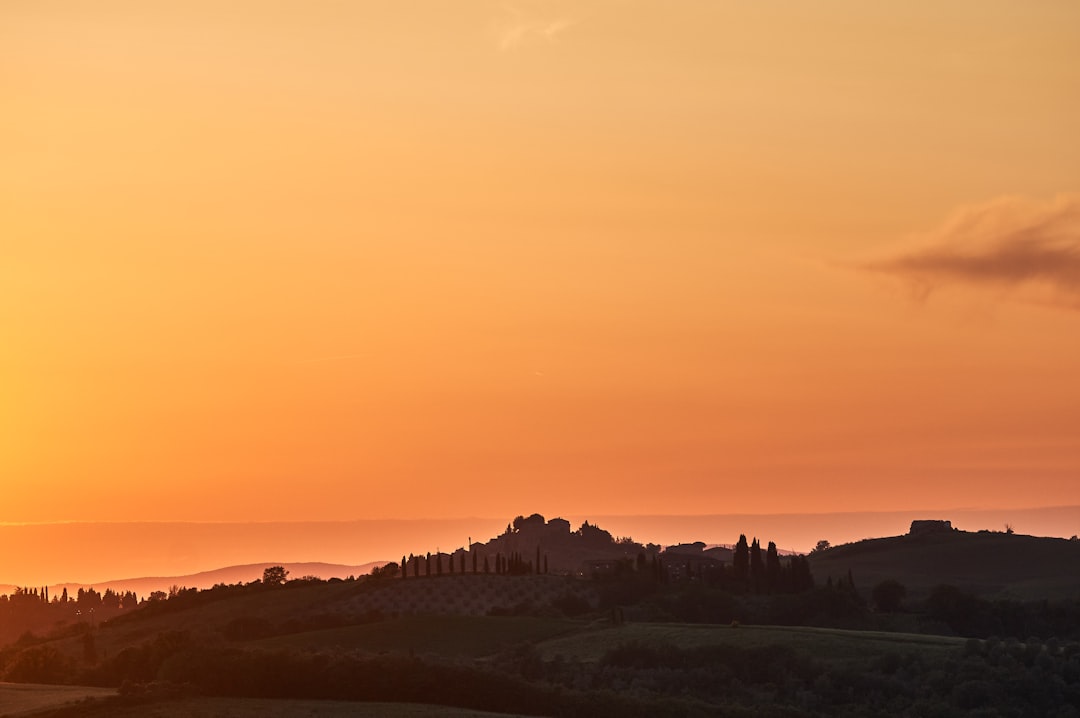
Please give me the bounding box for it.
[1,568,1078,717]
[4,520,1080,716]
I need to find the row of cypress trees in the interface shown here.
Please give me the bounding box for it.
[732,534,814,593]
[399,549,549,578]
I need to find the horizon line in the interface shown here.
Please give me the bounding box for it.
[2,505,1078,527]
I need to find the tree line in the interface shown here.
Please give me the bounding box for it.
[396,548,550,579]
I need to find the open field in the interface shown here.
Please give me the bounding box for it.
[533,622,966,663]
[0,682,115,716]
[28,697,530,718]
[255,615,582,658]
[6,603,1074,716]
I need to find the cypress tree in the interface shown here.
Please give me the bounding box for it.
[790,555,814,592]
[766,541,781,593]
[426,552,431,577]
[750,538,764,590]
[401,555,407,579]
[733,534,750,581]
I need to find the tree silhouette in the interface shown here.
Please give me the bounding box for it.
[262,566,288,586]
[788,555,814,592]
[872,579,906,613]
[733,535,749,581]
[766,541,781,592]
[749,538,764,590]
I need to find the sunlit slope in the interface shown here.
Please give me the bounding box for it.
[0,683,116,717]
[808,530,1080,599]
[45,575,595,662]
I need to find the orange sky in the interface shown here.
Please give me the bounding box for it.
[3,1,1080,530]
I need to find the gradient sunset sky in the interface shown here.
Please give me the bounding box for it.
[4,1,1079,530]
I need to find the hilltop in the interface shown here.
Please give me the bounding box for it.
[809,522,1080,600]
[463,514,654,574]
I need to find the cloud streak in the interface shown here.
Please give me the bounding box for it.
[859,194,1080,309]
[494,6,576,51]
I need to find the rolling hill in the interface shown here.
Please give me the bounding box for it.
[808,527,1080,600]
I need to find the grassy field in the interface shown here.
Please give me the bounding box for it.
[0,682,115,716]
[29,697,531,718]
[532,621,965,663]
[255,615,582,658]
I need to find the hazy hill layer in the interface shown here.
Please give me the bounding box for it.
[1,562,387,601]
[51,561,387,598]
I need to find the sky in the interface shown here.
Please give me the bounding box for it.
[3,1,1080,549]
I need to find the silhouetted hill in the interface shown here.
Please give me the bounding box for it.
[809,527,1080,600]
[440,514,654,575]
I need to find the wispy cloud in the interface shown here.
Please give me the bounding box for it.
[292,353,369,364]
[493,5,577,51]
[857,194,1080,309]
